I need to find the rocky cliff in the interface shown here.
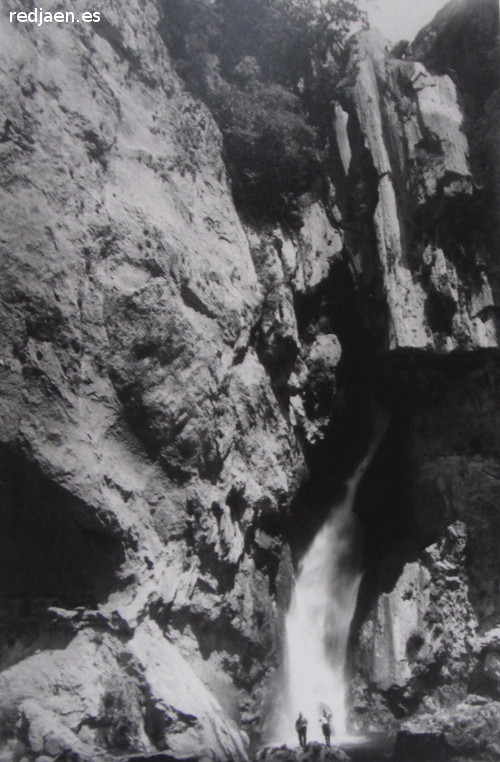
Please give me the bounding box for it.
[0,0,499,761]
[0,1,345,759]
[342,2,500,759]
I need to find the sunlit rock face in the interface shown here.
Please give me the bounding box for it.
[353,523,477,716]
[0,1,344,759]
[341,23,498,352]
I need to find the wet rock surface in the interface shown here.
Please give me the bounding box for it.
[253,736,397,762]
[254,743,351,762]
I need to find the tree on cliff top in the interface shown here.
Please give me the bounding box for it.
[160,0,366,223]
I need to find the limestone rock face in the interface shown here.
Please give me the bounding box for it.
[395,698,500,762]
[353,523,478,726]
[342,28,498,351]
[349,355,500,743]
[413,0,500,309]
[0,624,247,762]
[344,1,500,748]
[0,1,343,759]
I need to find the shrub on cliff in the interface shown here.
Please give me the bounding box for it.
[212,74,320,217]
[160,0,365,223]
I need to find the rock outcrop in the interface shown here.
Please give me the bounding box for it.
[342,27,497,351]
[341,2,500,755]
[348,354,500,754]
[254,744,351,762]
[394,696,500,762]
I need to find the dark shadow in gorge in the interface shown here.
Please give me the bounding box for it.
[287,258,384,562]
[0,444,128,668]
[284,282,500,723]
[347,349,500,706]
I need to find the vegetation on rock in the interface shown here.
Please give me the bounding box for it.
[160,0,366,222]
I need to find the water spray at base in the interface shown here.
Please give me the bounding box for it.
[271,424,387,746]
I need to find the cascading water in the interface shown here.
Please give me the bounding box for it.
[272,426,387,746]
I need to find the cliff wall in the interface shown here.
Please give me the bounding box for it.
[341,2,500,758]
[0,1,346,759]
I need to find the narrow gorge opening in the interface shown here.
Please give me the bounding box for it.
[259,254,399,747]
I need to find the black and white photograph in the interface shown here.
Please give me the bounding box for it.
[0,0,499,760]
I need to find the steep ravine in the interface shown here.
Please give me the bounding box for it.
[0,0,499,761]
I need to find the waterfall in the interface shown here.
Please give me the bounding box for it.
[271,426,386,746]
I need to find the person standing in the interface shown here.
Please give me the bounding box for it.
[319,710,332,746]
[295,713,308,747]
